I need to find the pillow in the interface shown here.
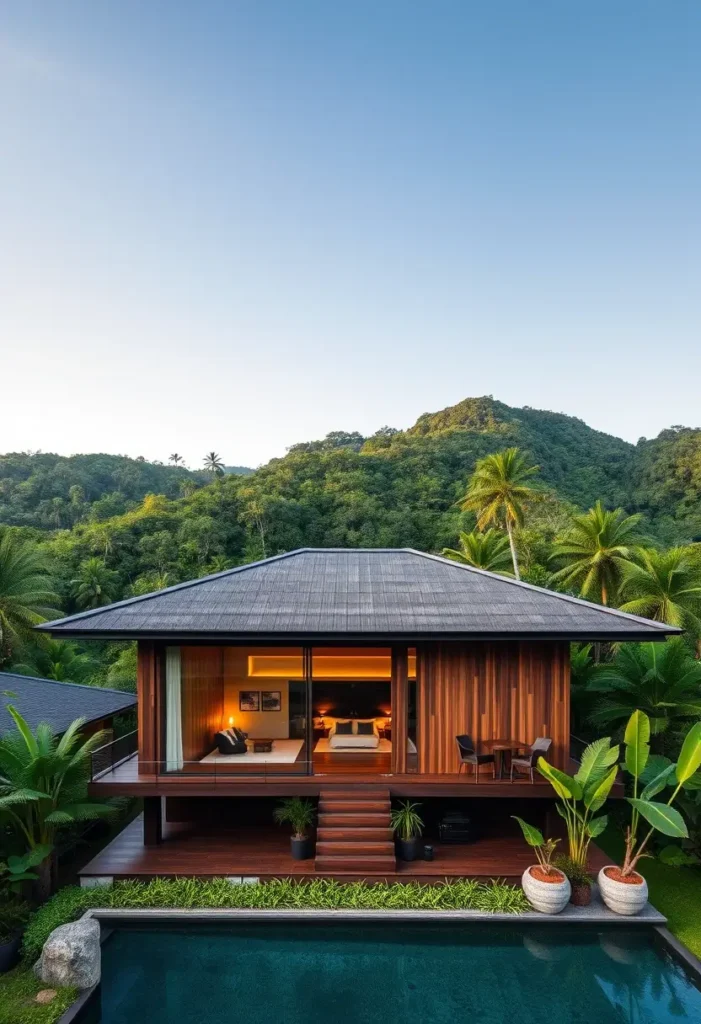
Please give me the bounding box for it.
[334,721,353,735]
[356,721,375,736]
[232,727,248,744]
[216,731,246,755]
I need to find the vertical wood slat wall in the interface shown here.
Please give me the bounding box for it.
[137,642,158,775]
[181,647,225,763]
[390,645,409,774]
[416,641,570,773]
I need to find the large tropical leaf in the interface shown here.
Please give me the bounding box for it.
[575,735,619,789]
[511,816,544,848]
[676,722,701,785]
[537,759,581,800]
[584,764,619,813]
[628,799,688,838]
[623,709,650,780]
[641,763,677,799]
[586,815,608,838]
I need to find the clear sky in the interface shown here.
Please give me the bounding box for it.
[1,2,699,469]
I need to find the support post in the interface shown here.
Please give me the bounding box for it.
[143,797,163,846]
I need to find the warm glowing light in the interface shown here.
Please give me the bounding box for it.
[228,716,234,727]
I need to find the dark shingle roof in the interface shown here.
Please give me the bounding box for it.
[0,672,136,736]
[40,548,677,641]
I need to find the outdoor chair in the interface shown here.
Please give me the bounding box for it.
[510,737,552,783]
[455,734,496,782]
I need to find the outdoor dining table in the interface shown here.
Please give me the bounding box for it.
[482,738,527,779]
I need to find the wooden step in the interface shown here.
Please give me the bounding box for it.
[314,855,396,871]
[316,841,395,856]
[317,827,393,842]
[319,799,390,813]
[319,788,390,798]
[318,812,390,827]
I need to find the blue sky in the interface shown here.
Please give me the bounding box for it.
[1,2,699,468]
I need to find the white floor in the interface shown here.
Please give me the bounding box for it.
[201,739,305,765]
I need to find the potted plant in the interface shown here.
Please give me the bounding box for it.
[391,800,424,861]
[512,817,570,913]
[273,797,316,860]
[598,711,701,915]
[554,854,592,906]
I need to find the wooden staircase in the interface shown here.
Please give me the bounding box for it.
[315,786,396,875]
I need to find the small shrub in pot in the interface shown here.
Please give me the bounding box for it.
[391,800,424,861]
[273,797,316,860]
[513,817,571,914]
[553,854,592,907]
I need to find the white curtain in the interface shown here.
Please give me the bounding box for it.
[165,646,183,771]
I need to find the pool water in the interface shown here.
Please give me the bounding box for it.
[100,922,701,1024]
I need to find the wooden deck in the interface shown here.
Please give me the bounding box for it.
[90,753,588,799]
[79,814,610,884]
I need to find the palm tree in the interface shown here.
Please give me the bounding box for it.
[587,640,701,751]
[442,529,514,575]
[203,451,225,476]
[71,557,119,610]
[0,705,111,898]
[549,501,642,606]
[169,453,184,466]
[0,531,61,667]
[459,448,539,579]
[619,547,701,647]
[12,639,95,684]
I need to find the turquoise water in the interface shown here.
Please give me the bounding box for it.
[100,923,701,1024]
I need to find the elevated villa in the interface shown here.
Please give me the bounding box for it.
[42,548,676,882]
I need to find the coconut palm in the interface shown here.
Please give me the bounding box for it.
[203,451,225,476]
[12,639,95,684]
[619,547,701,647]
[549,501,642,606]
[0,531,61,667]
[71,557,119,610]
[0,705,111,897]
[169,453,184,466]
[459,448,539,579]
[587,640,701,750]
[442,529,514,575]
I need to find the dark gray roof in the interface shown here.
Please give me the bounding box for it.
[0,672,136,736]
[40,548,677,641]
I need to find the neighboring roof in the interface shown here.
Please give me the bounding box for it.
[0,672,136,736]
[39,548,678,642]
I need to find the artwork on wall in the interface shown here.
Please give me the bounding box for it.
[239,690,261,712]
[262,690,282,712]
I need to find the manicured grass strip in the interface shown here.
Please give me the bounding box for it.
[0,965,76,1024]
[23,876,529,961]
[599,826,701,959]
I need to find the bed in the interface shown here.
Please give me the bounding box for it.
[327,719,382,749]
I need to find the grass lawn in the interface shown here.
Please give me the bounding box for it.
[598,826,701,959]
[0,965,76,1024]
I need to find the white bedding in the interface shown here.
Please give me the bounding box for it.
[328,731,380,749]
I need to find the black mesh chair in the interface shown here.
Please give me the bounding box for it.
[455,734,496,782]
[510,737,552,783]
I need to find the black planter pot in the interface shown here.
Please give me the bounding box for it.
[396,837,421,862]
[0,933,22,975]
[291,836,314,861]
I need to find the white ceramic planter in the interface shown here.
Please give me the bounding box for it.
[521,866,571,914]
[598,866,648,916]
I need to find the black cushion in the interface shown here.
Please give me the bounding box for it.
[232,727,248,743]
[356,721,375,736]
[215,731,247,755]
[335,721,353,735]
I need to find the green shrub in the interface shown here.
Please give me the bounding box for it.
[23,877,529,961]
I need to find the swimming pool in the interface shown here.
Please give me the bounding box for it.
[99,921,701,1024]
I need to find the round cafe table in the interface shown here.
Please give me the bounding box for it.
[482,739,527,780]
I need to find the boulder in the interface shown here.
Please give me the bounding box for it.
[34,917,101,989]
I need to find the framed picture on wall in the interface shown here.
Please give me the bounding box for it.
[261,690,282,712]
[239,690,260,712]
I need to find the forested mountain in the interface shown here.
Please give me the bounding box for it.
[2,397,700,612]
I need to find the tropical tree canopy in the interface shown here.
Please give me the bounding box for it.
[619,547,701,640]
[460,447,539,579]
[71,557,120,610]
[587,640,701,747]
[203,451,225,475]
[549,501,642,605]
[442,529,514,575]
[0,530,61,666]
[12,638,96,684]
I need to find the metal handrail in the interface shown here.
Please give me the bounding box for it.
[91,729,138,780]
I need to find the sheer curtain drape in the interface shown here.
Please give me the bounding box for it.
[165,646,183,771]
